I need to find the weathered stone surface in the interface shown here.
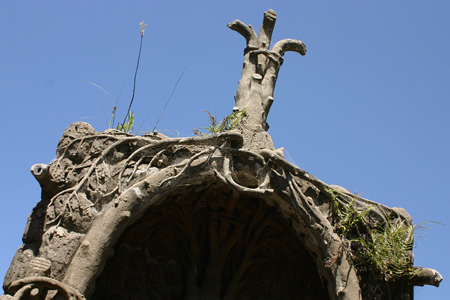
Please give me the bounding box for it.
[3,245,37,289]
[39,226,85,280]
[3,120,430,300]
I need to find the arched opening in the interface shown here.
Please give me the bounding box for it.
[91,184,330,300]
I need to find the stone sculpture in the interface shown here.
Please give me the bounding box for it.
[1,9,442,300]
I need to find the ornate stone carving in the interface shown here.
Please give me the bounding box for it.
[6,277,85,300]
[228,9,306,133]
[1,9,442,300]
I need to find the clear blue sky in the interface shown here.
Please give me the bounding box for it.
[1,1,448,298]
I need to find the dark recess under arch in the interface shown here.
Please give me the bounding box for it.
[92,185,330,300]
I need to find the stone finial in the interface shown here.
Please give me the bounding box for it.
[228,9,306,132]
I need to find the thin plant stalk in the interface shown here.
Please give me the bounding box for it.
[152,66,188,132]
[123,21,146,125]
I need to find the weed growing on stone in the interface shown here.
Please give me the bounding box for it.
[193,109,247,136]
[116,112,135,134]
[85,21,187,135]
[121,21,146,128]
[358,220,420,282]
[327,188,427,282]
[328,188,371,237]
[83,21,145,134]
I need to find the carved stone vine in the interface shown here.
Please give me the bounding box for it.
[3,120,439,300]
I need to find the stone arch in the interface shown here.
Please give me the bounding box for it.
[90,184,329,300]
[61,168,358,300]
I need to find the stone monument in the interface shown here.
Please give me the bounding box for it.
[1,9,442,300]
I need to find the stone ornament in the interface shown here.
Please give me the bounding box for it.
[1,9,441,300]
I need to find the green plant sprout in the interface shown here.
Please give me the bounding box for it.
[327,188,428,282]
[116,112,135,134]
[328,188,371,237]
[358,220,419,282]
[193,109,247,136]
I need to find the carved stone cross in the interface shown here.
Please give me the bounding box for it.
[228,9,306,133]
